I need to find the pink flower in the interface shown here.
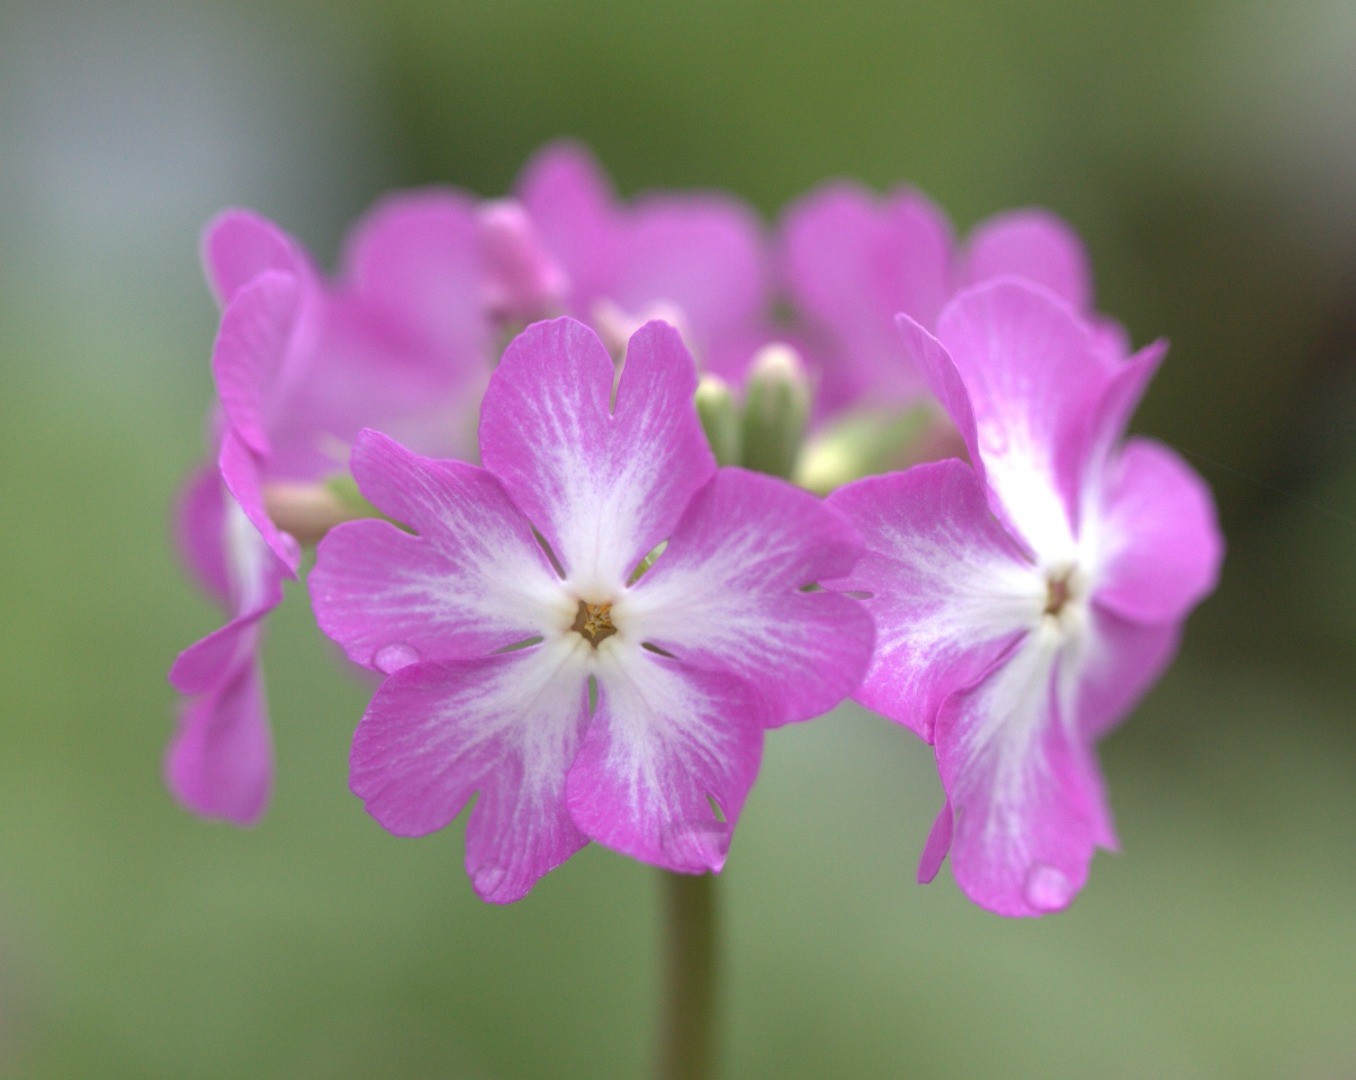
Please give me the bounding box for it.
[170,192,550,823]
[516,142,770,381]
[309,318,874,902]
[826,280,1223,916]
[781,182,1113,413]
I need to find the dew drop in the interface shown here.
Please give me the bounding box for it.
[472,863,508,900]
[373,643,420,675]
[920,717,936,742]
[1023,863,1073,912]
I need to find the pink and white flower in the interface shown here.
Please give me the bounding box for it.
[781,182,1114,413]
[309,318,874,902]
[826,279,1223,916]
[170,192,556,823]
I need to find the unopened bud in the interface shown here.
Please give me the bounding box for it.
[694,375,741,466]
[262,481,367,546]
[794,403,937,495]
[740,344,811,479]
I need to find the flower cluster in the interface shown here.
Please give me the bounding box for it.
[170,142,1222,913]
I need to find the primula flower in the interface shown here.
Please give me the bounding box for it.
[826,280,1222,916]
[516,142,770,381]
[170,193,558,823]
[309,317,874,902]
[781,182,1111,413]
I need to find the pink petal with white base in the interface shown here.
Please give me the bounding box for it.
[350,639,592,903]
[826,461,1040,739]
[621,469,874,726]
[1088,439,1224,625]
[934,627,1114,917]
[479,318,714,590]
[1072,605,1181,740]
[218,430,300,573]
[310,430,564,671]
[166,645,272,825]
[962,210,1093,311]
[918,281,1114,558]
[568,653,766,873]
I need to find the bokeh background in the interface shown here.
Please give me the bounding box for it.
[2,0,1355,1076]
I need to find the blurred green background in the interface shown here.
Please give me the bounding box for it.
[2,0,1355,1076]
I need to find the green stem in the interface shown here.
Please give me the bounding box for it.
[658,871,718,1080]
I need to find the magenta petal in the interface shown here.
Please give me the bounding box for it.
[935,634,1111,917]
[616,194,767,357]
[480,318,715,587]
[826,461,1037,739]
[349,643,592,903]
[201,209,309,306]
[515,141,619,313]
[916,799,954,884]
[783,183,953,405]
[166,650,272,825]
[174,466,231,604]
[929,280,1114,556]
[218,430,300,574]
[341,188,489,367]
[623,468,875,726]
[962,209,1093,312]
[210,270,303,460]
[568,655,766,873]
[477,199,569,323]
[310,430,562,669]
[1091,438,1224,625]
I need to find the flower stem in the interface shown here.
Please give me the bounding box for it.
[658,870,718,1080]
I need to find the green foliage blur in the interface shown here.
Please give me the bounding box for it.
[1,0,1354,1076]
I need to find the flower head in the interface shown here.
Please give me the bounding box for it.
[169,192,545,823]
[781,182,1112,413]
[827,280,1222,916]
[310,318,874,902]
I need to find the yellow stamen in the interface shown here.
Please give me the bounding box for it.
[572,600,617,646]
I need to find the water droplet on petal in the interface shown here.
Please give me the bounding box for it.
[373,643,419,675]
[472,863,508,901]
[920,717,936,742]
[661,817,732,873]
[1023,863,1073,912]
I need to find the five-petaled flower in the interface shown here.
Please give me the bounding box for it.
[309,317,875,902]
[827,279,1223,917]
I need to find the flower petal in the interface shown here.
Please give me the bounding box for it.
[783,182,953,406]
[349,638,592,903]
[174,465,231,604]
[310,430,564,670]
[201,209,310,307]
[340,188,490,368]
[1088,438,1224,625]
[165,640,272,826]
[616,193,767,360]
[211,270,304,461]
[568,651,767,873]
[934,626,1113,917]
[621,468,874,726]
[961,209,1092,311]
[826,460,1040,739]
[515,141,620,314]
[479,317,714,591]
[1073,604,1181,740]
[218,429,300,573]
[916,281,1114,560]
